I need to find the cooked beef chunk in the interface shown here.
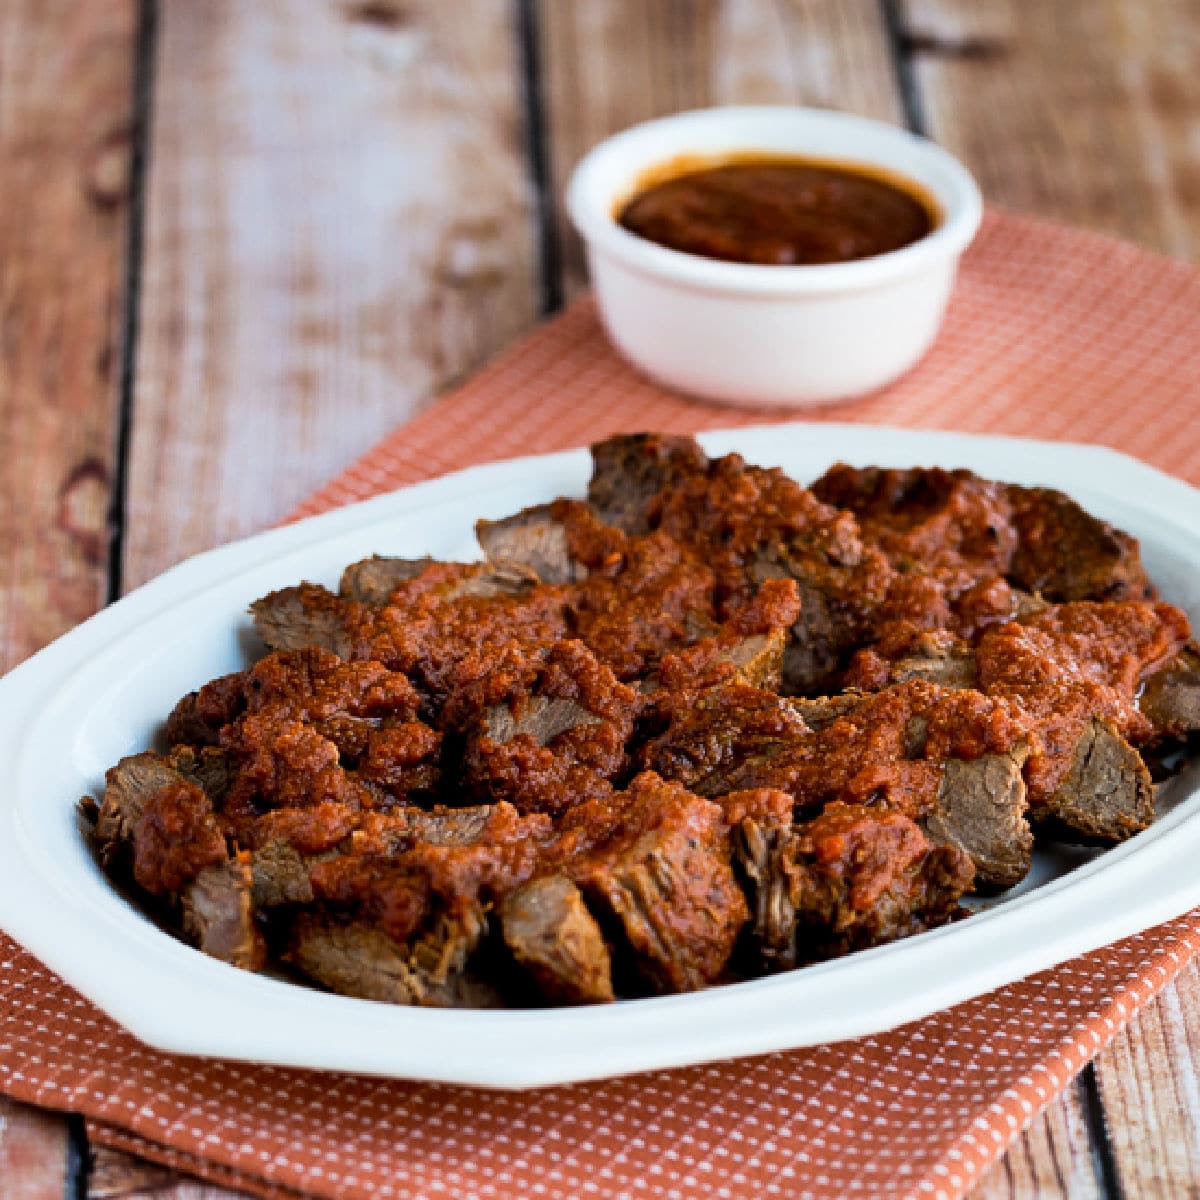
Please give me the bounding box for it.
[166,671,246,747]
[641,683,810,796]
[476,505,587,584]
[339,556,436,604]
[341,557,540,606]
[250,839,316,908]
[287,906,499,1007]
[251,583,357,658]
[1006,485,1153,602]
[169,745,235,805]
[95,753,227,894]
[788,803,973,960]
[587,432,709,534]
[652,451,894,693]
[811,464,1018,581]
[855,629,980,691]
[91,753,264,969]
[924,750,1032,890]
[449,640,637,816]
[353,567,571,706]
[717,789,798,970]
[567,773,749,993]
[499,875,615,1004]
[1140,643,1200,742]
[976,602,1187,821]
[93,752,183,865]
[1035,717,1155,843]
[181,854,264,969]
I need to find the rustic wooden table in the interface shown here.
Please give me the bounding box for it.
[2,1,1198,1196]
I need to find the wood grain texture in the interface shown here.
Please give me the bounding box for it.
[123,0,540,589]
[89,1144,247,1199]
[970,1082,1101,1200]
[0,0,134,671]
[0,1097,69,1200]
[537,0,907,293]
[1094,962,1200,1198]
[899,0,1200,258]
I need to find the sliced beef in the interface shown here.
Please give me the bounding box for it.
[93,752,184,866]
[169,745,235,803]
[476,505,587,584]
[166,672,246,747]
[788,803,973,960]
[650,452,895,694]
[251,583,356,658]
[92,753,263,969]
[287,906,499,1007]
[1035,717,1155,843]
[450,640,637,815]
[250,839,316,908]
[1140,643,1200,742]
[181,854,265,969]
[586,432,709,534]
[811,464,1018,581]
[94,753,227,894]
[640,683,810,796]
[924,749,1032,890]
[566,773,749,993]
[716,789,798,970]
[648,681,1031,889]
[339,555,436,604]
[1005,485,1153,602]
[499,875,615,1004]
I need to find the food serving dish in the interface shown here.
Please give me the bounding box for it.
[1,423,1198,1088]
[568,107,983,407]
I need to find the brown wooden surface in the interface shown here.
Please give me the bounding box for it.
[1,0,1199,1197]
[122,0,540,590]
[901,0,1200,258]
[970,1080,1102,1200]
[0,0,134,674]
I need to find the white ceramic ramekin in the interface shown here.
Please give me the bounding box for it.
[567,106,983,407]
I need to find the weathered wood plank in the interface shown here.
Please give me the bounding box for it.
[537,0,907,294]
[123,0,541,589]
[89,1143,248,1199]
[1093,963,1200,1198]
[969,1081,1102,1200]
[0,1097,69,1200]
[899,0,1200,258]
[0,0,134,672]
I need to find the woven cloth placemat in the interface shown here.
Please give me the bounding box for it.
[2,208,1199,1200]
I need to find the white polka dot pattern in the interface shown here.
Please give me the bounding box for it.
[1,208,1198,1200]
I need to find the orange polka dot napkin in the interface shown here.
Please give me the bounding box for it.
[2,209,1200,1200]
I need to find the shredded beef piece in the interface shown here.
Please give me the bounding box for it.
[976,602,1187,805]
[651,453,894,693]
[132,778,228,895]
[787,803,973,960]
[449,640,638,815]
[500,875,615,1004]
[1005,485,1153,602]
[587,432,710,534]
[562,773,749,993]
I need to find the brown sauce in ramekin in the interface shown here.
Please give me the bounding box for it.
[616,153,939,266]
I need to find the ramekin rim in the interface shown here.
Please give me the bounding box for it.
[566,105,983,295]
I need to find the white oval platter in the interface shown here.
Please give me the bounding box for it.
[0,423,1198,1088]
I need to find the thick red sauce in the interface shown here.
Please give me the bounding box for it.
[617,154,937,266]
